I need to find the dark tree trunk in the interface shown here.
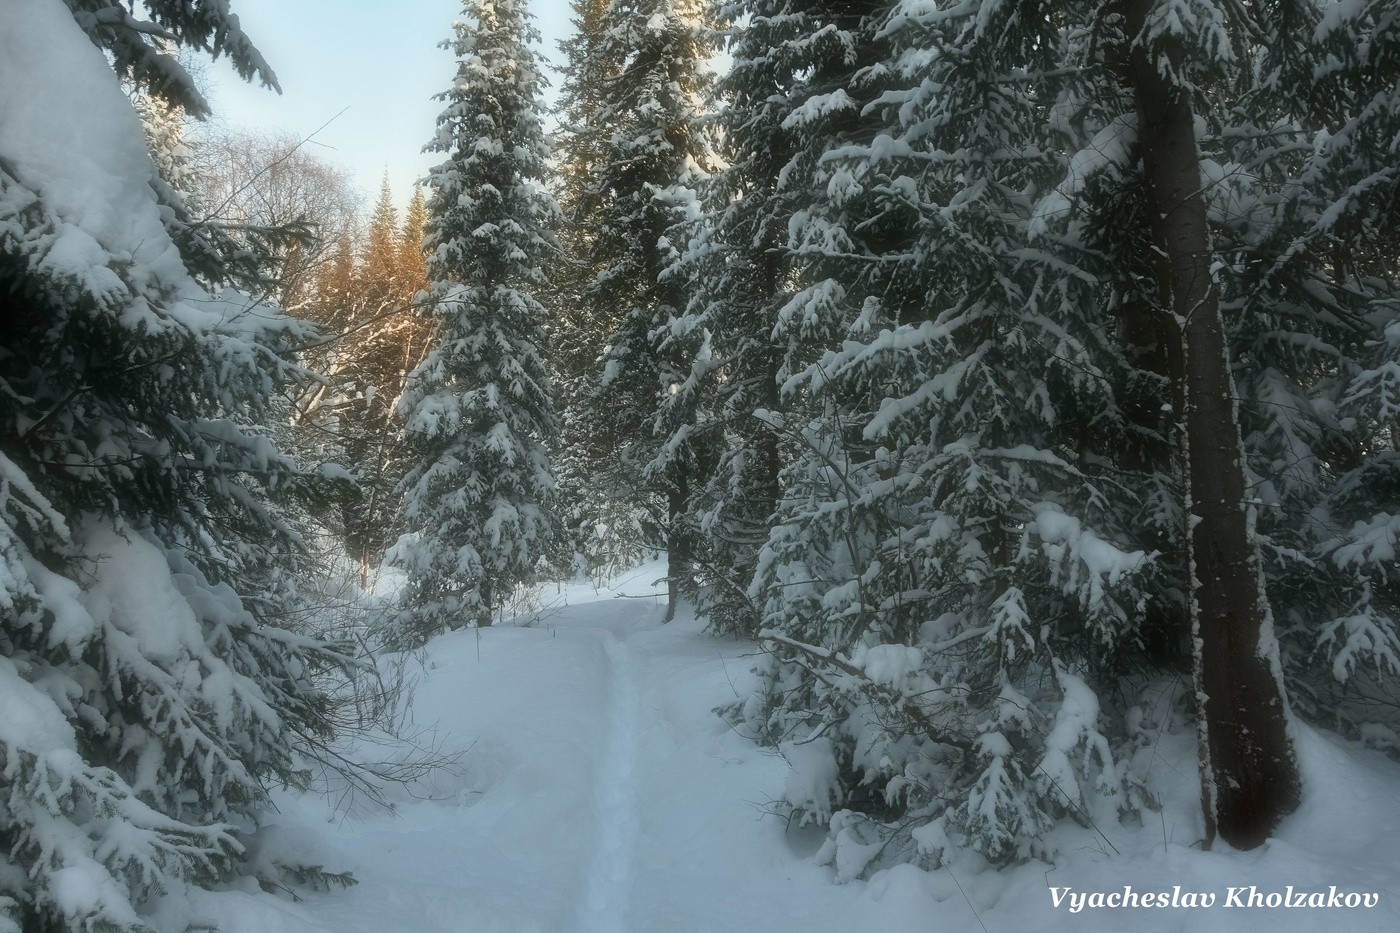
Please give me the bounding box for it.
[665,467,690,623]
[478,578,494,628]
[755,235,784,528]
[757,348,783,534]
[1123,0,1300,850]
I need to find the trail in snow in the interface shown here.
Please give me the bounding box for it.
[576,633,641,933]
[179,563,1400,933]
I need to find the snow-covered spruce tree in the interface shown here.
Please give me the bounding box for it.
[552,0,617,316]
[998,0,1399,852]
[393,0,560,643]
[737,0,1400,867]
[1202,2,1400,751]
[1056,0,1400,849]
[732,0,1169,869]
[548,0,659,582]
[0,2,353,931]
[554,0,718,615]
[663,0,905,635]
[400,184,431,287]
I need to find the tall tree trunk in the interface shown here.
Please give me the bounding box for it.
[1124,0,1300,850]
[665,467,690,623]
[358,426,392,591]
[478,578,494,628]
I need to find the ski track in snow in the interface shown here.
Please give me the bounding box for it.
[199,567,1400,933]
[576,631,641,933]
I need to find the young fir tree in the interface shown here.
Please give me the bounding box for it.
[557,0,718,618]
[0,2,352,930]
[393,0,560,643]
[360,176,408,314]
[399,185,430,288]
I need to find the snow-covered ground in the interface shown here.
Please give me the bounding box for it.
[176,563,1400,932]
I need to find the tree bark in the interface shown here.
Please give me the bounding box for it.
[478,578,494,628]
[665,467,690,623]
[1123,0,1299,850]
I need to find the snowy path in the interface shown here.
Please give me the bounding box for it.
[183,567,911,933]
[576,632,641,933]
[183,563,1400,933]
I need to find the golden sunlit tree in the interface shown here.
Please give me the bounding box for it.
[297,178,432,585]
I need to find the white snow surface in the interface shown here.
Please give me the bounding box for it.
[167,562,1400,933]
[0,0,281,350]
[0,0,187,297]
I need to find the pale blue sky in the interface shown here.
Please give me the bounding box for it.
[205,0,575,210]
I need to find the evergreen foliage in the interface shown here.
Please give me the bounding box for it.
[66,0,279,117]
[0,2,352,930]
[1215,0,1400,714]
[725,0,1400,868]
[393,0,560,643]
[548,0,648,581]
[732,0,1162,867]
[6,0,1399,914]
[666,0,903,634]
[554,0,718,609]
